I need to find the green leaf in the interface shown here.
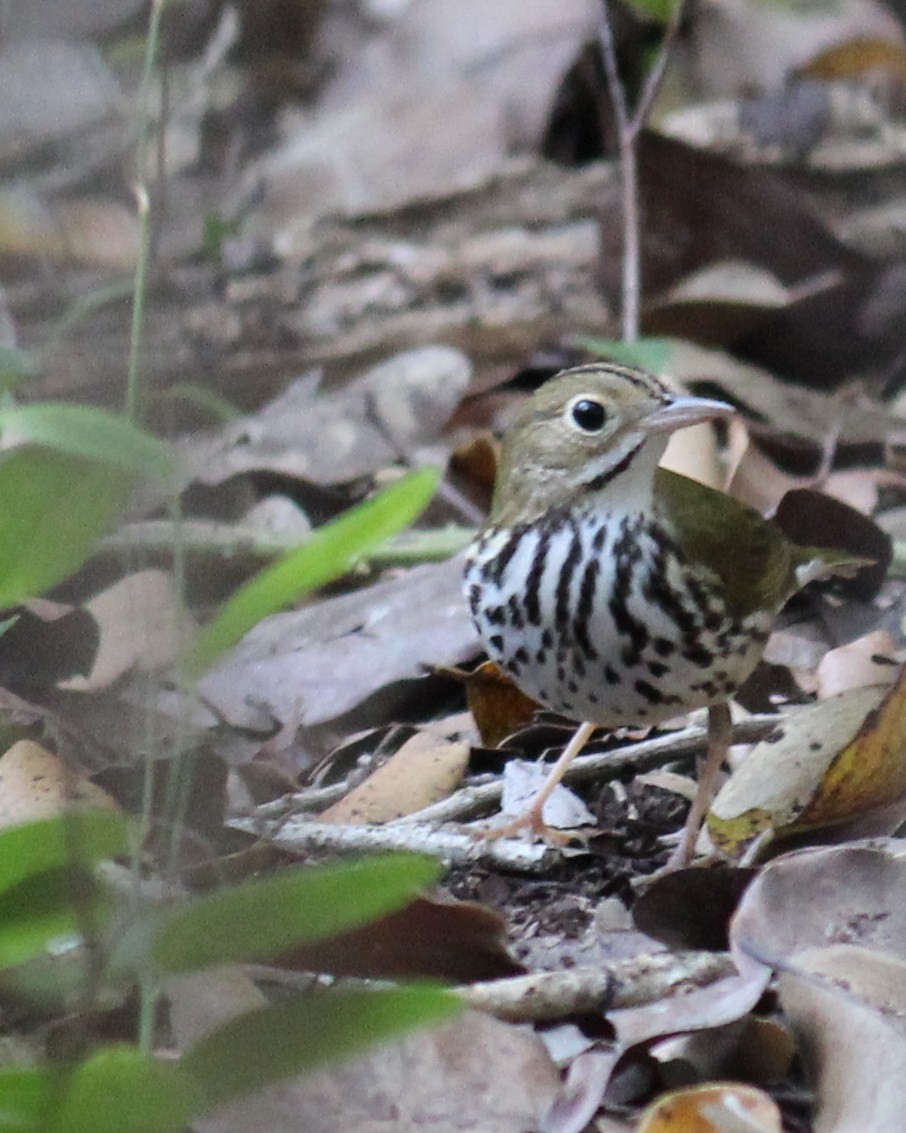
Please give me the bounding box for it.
[147,854,440,974]
[0,347,38,394]
[0,1066,52,1130]
[188,467,440,674]
[48,1046,203,1133]
[0,448,132,606]
[183,985,459,1110]
[621,0,676,22]
[578,336,673,374]
[0,404,175,483]
[0,812,129,899]
[0,868,112,972]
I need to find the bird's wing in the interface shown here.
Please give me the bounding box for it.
[654,468,797,619]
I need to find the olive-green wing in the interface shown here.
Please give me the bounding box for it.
[654,468,796,618]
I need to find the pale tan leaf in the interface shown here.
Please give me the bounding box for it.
[321,726,470,824]
[0,740,119,828]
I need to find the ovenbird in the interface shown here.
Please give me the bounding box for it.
[464,363,856,862]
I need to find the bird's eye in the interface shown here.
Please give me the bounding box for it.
[568,397,607,433]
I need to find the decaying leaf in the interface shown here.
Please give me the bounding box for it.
[0,740,119,828]
[636,1082,781,1132]
[707,678,906,855]
[61,570,190,692]
[778,944,906,1133]
[320,718,472,824]
[461,660,540,748]
[730,840,906,973]
[198,556,478,738]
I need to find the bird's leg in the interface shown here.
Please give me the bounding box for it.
[481,720,598,842]
[667,701,732,869]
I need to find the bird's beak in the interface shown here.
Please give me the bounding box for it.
[643,395,735,434]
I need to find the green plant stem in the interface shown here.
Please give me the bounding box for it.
[126,0,169,422]
[130,0,171,1056]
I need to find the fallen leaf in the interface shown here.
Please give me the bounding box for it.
[814,630,899,699]
[62,570,190,692]
[198,556,478,739]
[707,685,891,855]
[795,665,906,829]
[181,346,471,489]
[276,894,523,983]
[730,839,906,972]
[643,261,797,348]
[778,944,906,1133]
[0,740,119,828]
[636,1082,781,1132]
[461,659,540,748]
[321,723,471,823]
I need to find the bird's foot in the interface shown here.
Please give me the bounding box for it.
[472,803,583,846]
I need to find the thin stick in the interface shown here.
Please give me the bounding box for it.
[598,0,687,341]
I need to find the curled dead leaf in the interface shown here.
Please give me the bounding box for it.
[460,659,541,748]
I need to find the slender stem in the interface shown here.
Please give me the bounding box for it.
[598,0,686,343]
[130,0,170,1056]
[630,0,687,141]
[126,0,168,422]
[598,4,638,342]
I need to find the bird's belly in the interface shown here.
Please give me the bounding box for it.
[465,514,771,728]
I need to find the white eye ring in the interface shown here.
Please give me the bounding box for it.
[565,395,607,434]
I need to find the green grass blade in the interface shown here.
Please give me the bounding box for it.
[0,404,175,482]
[188,466,440,674]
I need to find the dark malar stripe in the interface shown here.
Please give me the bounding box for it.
[554,519,583,640]
[524,524,554,626]
[485,524,526,588]
[581,439,643,493]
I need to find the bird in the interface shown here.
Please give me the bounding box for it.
[463,362,860,865]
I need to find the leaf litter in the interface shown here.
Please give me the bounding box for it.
[7,2,906,1130]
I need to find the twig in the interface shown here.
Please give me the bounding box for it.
[598,0,687,341]
[457,950,736,1022]
[394,715,777,825]
[227,817,556,870]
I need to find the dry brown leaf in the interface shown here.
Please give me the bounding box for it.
[796,663,906,828]
[321,723,470,823]
[0,740,119,828]
[725,417,811,514]
[779,945,906,1133]
[275,893,522,983]
[800,35,906,84]
[644,261,794,347]
[636,1082,781,1132]
[730,840,906,972]
[660,421,725,490]
[707,685,890,855]
[198,556,478,736]
[462,659,540,748]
